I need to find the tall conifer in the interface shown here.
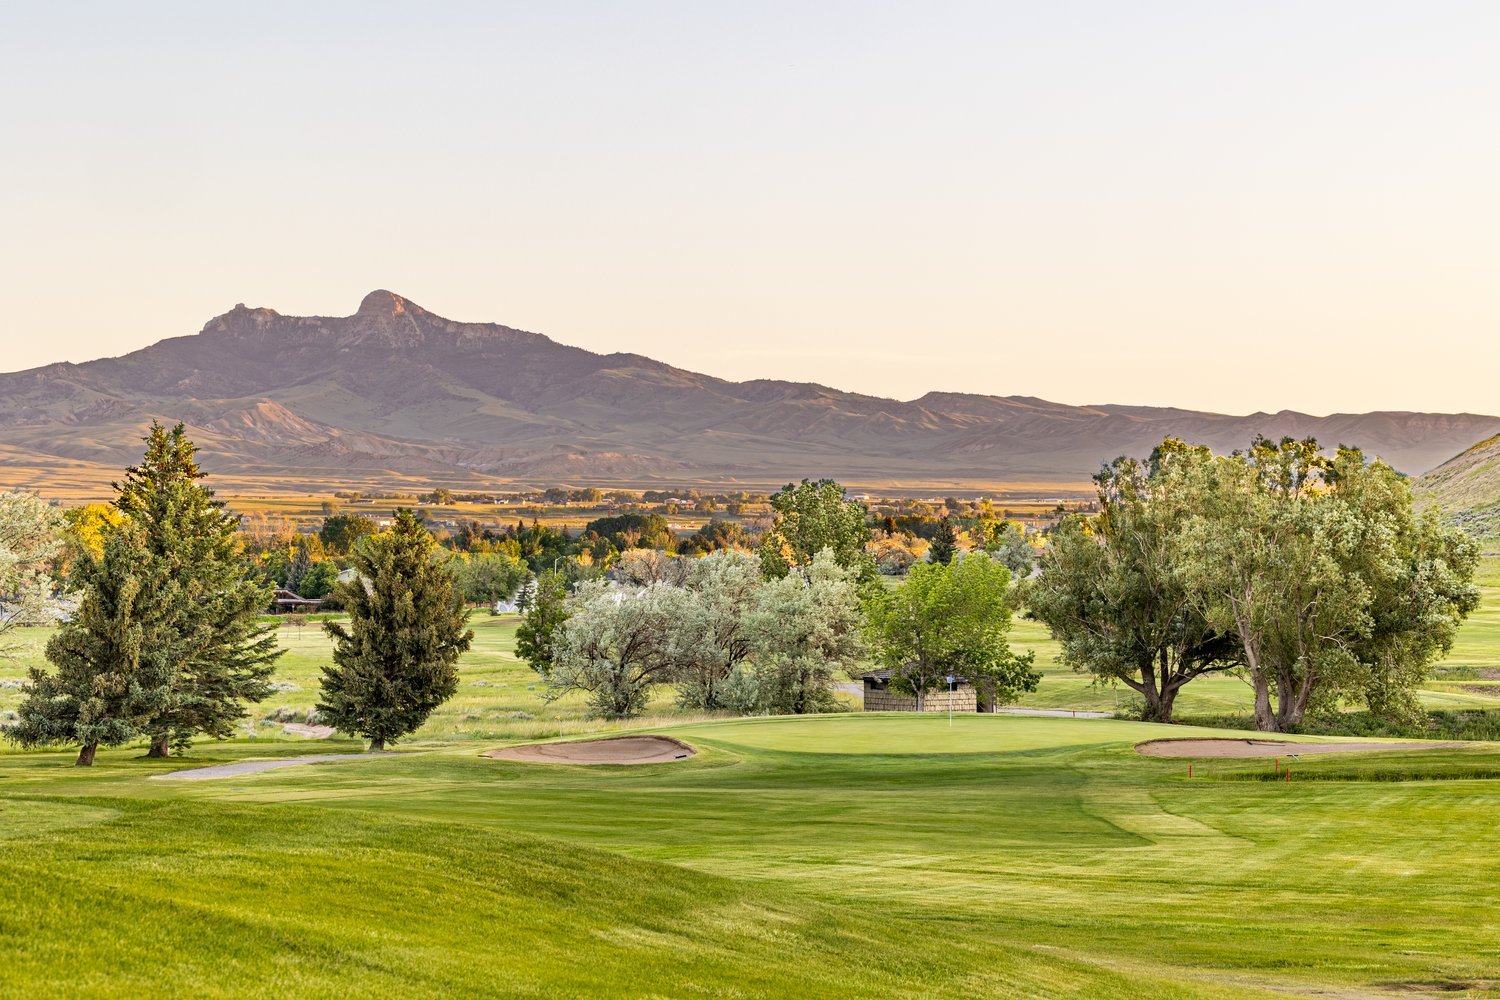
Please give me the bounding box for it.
[8,520,178,765]
[318,510,473,751]
[115,423,280,756]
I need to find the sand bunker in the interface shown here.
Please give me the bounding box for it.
[484,734,695,765]
[1137,738,1465,759]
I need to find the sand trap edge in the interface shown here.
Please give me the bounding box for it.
[483,734,697,766]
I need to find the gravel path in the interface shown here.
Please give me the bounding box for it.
[151,754,377,781]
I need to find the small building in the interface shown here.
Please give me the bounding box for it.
[270,588,322,614]
[860,669,979,712]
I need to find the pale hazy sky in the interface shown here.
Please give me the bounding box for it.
[2,2,1496,414]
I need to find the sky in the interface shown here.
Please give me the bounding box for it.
[1,1,1496,415]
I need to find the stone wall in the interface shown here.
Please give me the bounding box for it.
[863,684,978,712]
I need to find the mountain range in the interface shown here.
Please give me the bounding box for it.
[1,289,1495,497]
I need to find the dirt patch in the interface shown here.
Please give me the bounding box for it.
[1137,738,1466,759]
[484,734,696,766]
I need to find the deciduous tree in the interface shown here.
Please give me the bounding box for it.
[866,554,1037,711]
[1026,443,1239,723]
[758,479,872,580]
[0,491,65,660]
[546,582,683,718]
[1179,437,1479,731]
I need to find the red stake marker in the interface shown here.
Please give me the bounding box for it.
[1285,767,1291,783]
[1188,764,1193,778]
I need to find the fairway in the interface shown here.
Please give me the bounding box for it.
[4,713,1500,998]
[3,565,1498,996]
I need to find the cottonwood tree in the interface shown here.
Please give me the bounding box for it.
[749,549,864,714]
[546,582,685,718]
[0,491,65,660]
[319,510,474,750]
[758,479,873,580]
[866,554,1037,711]
[8,520,177,765]
[456,552,530,605]
[1026,443,1240,723]
[1179,437,1478,732]
[115,424,280,756]
[318,513,378,555]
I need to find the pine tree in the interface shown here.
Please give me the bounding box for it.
[115,423,280,756]
[517,570,569,676]
[318,510,473,751]
[929,518,958,565]
[7,521,177,765]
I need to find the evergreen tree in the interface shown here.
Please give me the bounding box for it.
[516,570,569,676]
[318,510,473,751]
[7,521,177,765]
[115,423,280,756]
[929,518,958,565]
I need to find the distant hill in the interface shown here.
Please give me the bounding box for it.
[1417,434,1500,537]
[1,290,1496,497]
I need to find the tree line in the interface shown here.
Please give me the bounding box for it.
[1,425,475,762]
[1026,437,1479,731]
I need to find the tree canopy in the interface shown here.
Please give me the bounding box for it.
[758,479,871,579]
[866,554,1037,711]
[1178,436,1479,731]
[1026,443,1239,723]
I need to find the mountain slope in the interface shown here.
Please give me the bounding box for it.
[1,289,1495,495]
[1417,434,1500,536]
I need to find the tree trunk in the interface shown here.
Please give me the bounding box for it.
[76,742,98,767]
[915,688,926,711]
[368,737,385,753]
[1252,669,1278,732]
[146,733,170,758]
[1154,684,1178,724]
[1274,666,1312,730]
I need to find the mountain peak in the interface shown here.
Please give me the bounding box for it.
[355,289,417,318]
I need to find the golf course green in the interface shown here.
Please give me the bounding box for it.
[4,556,1498,997]
[4,712,1499,998]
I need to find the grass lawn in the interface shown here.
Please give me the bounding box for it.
[2,558,1499,996]
[3,715,1499,998]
